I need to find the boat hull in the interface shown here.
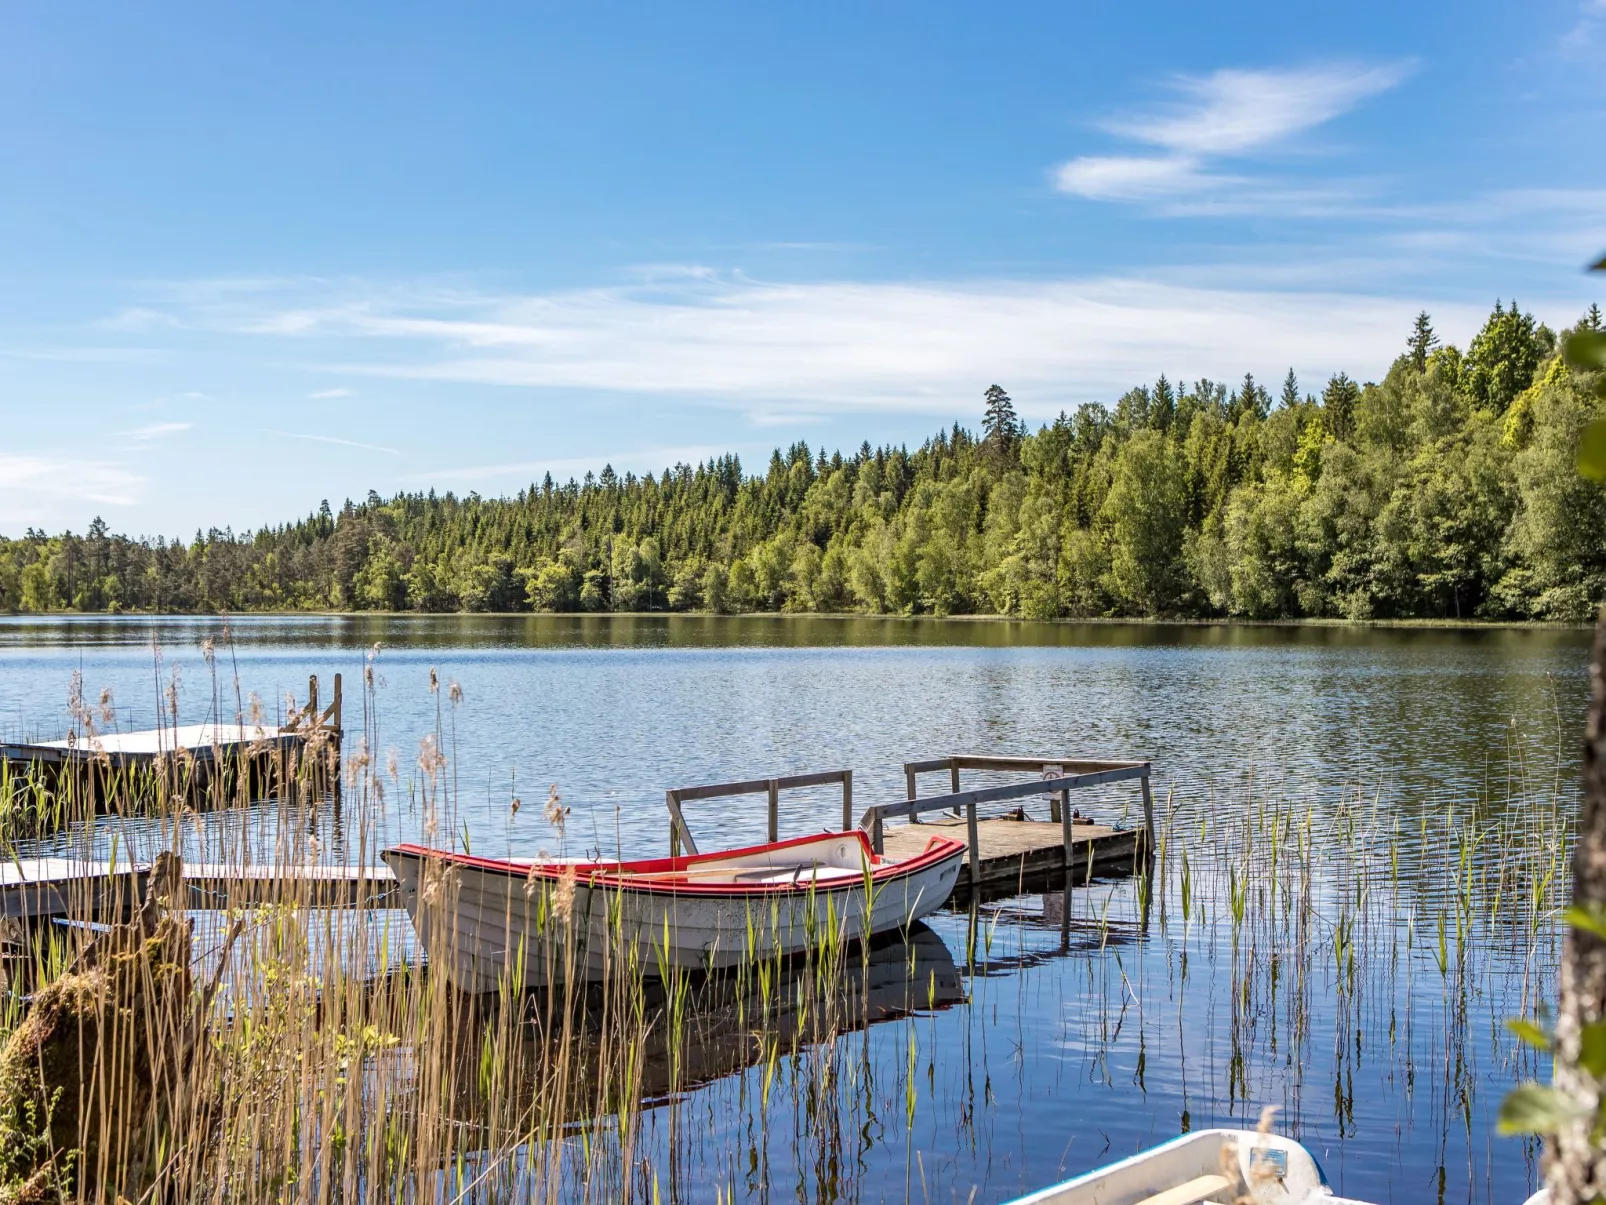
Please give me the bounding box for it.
[1006,1126,1373,1205]
[382,830,964,992]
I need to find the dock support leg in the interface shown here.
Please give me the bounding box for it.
[1060,785,1075,947]
[965,801,980,888]
[1140,770,1156,864]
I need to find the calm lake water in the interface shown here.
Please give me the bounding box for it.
[0,614,1591,1203]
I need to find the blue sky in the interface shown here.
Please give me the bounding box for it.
[2,1,1604,536]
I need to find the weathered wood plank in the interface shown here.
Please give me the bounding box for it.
[880,816,1145,904]
[0,857,397,921]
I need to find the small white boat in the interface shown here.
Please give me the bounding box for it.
[382,829,965,992]
[1006,1128,1377,1205]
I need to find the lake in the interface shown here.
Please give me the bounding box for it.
[0,614,1589,1203]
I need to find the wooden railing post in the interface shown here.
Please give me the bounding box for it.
[842,770,853,833]
[1046,763,1064,824]
[949,757,961,818]
[767,779,779,844]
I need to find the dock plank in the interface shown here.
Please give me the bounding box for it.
[880,815,1145,903]
[0,857,397,921]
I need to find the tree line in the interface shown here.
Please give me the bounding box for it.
[4,300,1605,622]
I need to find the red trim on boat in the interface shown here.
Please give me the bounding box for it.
[383,829,964,898]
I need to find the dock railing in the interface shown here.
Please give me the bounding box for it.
[667,769,853,857]
[862,755,1154,887]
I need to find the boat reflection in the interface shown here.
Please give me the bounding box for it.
[436,920,964,1133]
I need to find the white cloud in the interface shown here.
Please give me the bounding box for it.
[308,387,355,398]
[1053,155,1227,201]
[146,269,1512,420]
[1056,61,1414,206]
[1106,63,1413,156]
[0,453,144,525]
[121,421,193,441]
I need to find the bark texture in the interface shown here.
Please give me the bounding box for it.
[1550,609,1606,1204]
[0,853,198,1203]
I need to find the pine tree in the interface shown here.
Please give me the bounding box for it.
[1409,311,1439,371]
[1586,303,1603,333]
[1280,368,1300,411]
[982,384,1022,454]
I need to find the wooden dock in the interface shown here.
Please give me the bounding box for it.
[0,674,343,812]
[880,815,1145,904]
[666,752,1154,909]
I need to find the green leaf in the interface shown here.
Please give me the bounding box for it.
[1498,1083,1586,1135]
[1565,330,1606,372]
[1582,1021,1606,1079]
[1508,1017,1555,1052]
[1564,903,1606,940]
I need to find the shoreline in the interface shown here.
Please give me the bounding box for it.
[0,609,1592,632]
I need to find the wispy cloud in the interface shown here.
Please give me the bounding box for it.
[1056,61,1414,207]
[141,269,1513,420]
[308,387,355,399]
[0,453,144,525]
[121,421,193,441]
[264,429,400,456]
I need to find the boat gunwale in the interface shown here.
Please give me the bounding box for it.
[383,830,965,898]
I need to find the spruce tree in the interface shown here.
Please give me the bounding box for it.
[1409,311,1439,371]
[1280,368,1300,411]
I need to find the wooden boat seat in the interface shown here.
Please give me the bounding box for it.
[723,864,865,885]
[1131,1173,1233,1205]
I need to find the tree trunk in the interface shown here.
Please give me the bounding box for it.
[1550,608,1606,1202]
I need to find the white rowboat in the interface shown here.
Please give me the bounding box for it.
[1006,1128,1377,1205]
[382,829,965,992]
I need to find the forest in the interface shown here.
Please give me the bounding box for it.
[4,301,1605,622]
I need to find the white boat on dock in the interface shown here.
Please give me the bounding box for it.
[1006,1128,1377,1205]
[382,828,965,992]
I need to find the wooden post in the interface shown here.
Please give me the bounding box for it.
[1140,769,1156,862]
[306,675,319,724]
[667,790,690,857]
[1060,774,1075,946]
[965,800,980,888]
[950,758,962,818]
[870,810,885,855]
[842,771,853,833]
[1046,763,1064,824]
[904,765,917,802]
[767,780,779,844]
[330,672,344,802]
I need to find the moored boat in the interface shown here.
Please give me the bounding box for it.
[1004,1127,1378,1205]
[382,828,965,992]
